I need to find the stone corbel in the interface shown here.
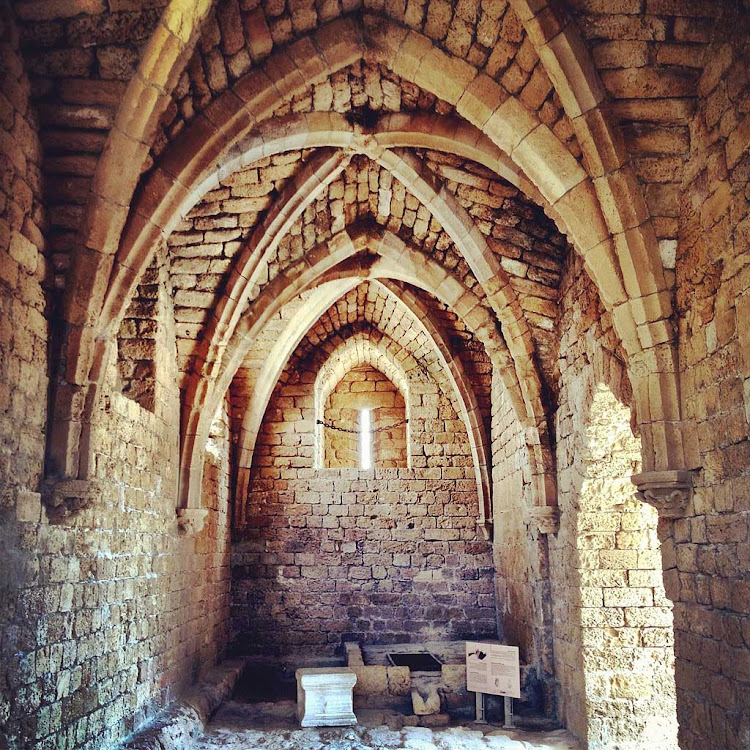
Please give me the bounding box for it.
[177,507,208,535]
[631,470,693,519]
[42,478,106,522]
[529,506,561,535]
[477,518,493,541]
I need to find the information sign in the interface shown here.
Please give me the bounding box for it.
[465,642,521,699]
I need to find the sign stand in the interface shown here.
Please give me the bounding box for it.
[474,691,486,724]
[503,696,513,728]
[466,641,521,727]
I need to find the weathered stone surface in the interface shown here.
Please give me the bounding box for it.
[123,660,246,750]
[296,668,358,727]
[411,685,441,715]
[2,3,749,750]
[195,707,579,749]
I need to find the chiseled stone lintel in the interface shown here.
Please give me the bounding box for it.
[631,469,693,519]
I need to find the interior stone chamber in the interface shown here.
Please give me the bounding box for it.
[3,1,748,749]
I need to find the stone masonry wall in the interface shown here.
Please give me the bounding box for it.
[0,371,232,750]
[1,378,232,750]
[669,10,750,749]
[231,340,496,657]
[550,255,677,749]
[490,371,555,713]
[40,373,231,750]
[251,329,477,477]
[232,469,496,657]
[0,2,50,746]
[0,140,232,750]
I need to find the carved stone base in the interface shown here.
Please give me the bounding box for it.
[42,478,106,522]
[529,506,561,535]
[177,507,208,535]
[632,470,693,519]
[296,668,357,727]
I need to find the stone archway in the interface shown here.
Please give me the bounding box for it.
[229,262,498,533]
[51,14,687,504]
[553,380,678,749]
[183,228,534,532]
[231,290,497,657]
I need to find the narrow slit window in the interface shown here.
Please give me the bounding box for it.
[360,408,372,470]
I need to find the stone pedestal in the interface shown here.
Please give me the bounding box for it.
[295,668,357,727]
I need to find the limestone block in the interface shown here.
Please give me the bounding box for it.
[387,667,411,695]
[419,713,451,727]
[345,642,365,666]
[352,666,387,696]
[16,490,42,523]
[296,668,357,727]
[441,664,467,692]
[411,685,441,715]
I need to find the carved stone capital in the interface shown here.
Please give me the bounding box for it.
[42,478,106,522]
[632,470,693,519]
[177,508,208,535]
[529,506,561,535]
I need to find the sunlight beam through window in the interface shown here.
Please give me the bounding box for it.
[360,408,372,470]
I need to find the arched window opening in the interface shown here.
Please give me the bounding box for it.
[359,408,372,470]
[321,364,408,469]
[557,383,678,748]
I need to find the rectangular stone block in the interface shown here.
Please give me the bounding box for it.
[296,668,357,727]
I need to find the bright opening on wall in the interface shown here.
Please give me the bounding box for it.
[360,408,372,470]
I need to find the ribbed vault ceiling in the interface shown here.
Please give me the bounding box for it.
[20,0,731,505]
